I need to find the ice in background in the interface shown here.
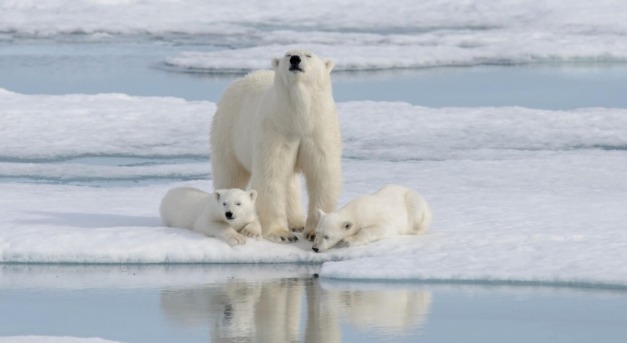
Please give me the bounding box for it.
[3,1,627,71]
[1,0,626,287]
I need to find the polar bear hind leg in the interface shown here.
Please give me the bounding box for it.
[406,190,432,234]
[211,154,251,190]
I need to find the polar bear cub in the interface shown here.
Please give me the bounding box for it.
[160,187,262,246]
[312,184,432,253]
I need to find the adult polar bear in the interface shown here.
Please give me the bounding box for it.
[210,50,342,243]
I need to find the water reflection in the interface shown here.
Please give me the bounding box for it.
[160,273,432,342]
[3,264,627,342]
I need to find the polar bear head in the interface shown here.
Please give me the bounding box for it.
[312,209,355,253]
[272,49,334,86]
[214,188,258,227]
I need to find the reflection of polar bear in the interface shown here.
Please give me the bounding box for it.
[160,187,261,246]
[341,289,432,333]
[210,49,342,243]
[313,184,432,252]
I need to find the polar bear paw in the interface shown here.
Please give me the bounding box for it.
[288,216,306,233]
[266,230,299,243]
[341,235,362,247]
[303,229,316,242]
[223,232,247,246]
[240,222,262,240]
[290,225,305,233]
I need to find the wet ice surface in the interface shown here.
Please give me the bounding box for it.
[1,89,626,289]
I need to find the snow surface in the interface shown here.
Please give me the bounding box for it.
[1,89,626,287]
[2,1,627,71]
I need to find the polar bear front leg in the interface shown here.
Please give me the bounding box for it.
[199,221,247,247]
[302,153,342,241]
[342,226,386,247]
[286,174,306,232]
[252,140,299,243]
[239,220,262,240]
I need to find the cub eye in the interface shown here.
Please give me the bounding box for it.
[223,202,227,206]
[236,202,242,206]
[305,54,312,58]
[285,54,291,57]
[323,235,330,240]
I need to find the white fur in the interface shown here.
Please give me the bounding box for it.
[312,184,432,252]
[160,187,261,246]
[210,49,342,243]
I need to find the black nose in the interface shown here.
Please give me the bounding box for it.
[290,55,301,65]
[225,211,233,219]
[312,247,319,252]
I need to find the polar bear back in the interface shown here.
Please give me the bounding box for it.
[347,184,431,234]
[160,187,211,229]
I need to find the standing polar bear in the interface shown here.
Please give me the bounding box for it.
[210,50,342,243]
[160,187,262,246]
[312,185,432,253]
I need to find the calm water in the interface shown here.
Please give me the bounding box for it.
[1,265,626,343]
[2,40,627,109]
[2,40,627,342]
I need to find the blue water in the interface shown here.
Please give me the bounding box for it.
[2,39,627,342]
[2,40,627,109]
[1,265,626,343]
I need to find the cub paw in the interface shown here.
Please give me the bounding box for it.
[341,235,358,247]
[223,232,247,246]
[240,222,262,240]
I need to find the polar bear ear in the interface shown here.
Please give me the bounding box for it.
[317,209,326,218]
[214,191,221,201]
[249,190,257,202]
[272,58,281,70]
[343,222,353,230]
[324,59,334,73]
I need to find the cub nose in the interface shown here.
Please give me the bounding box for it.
[312,246,319,253]
[290,55,301,65]
[225,211,234,220]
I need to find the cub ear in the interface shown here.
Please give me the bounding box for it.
[214,191,221,201]
[317,209,326,218]
[343,222,353,230]
[249,189,257,202]
[272,58,281,70]
[324,59,334,73]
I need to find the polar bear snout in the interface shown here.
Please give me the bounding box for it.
[225,211,234,220]
[289,55,303,72]
[312,246,319,253]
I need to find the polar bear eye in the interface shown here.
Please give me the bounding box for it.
[236,202,241,206]
[323,235,330,240]
[223,202,227,206]
[305,54,312,58]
